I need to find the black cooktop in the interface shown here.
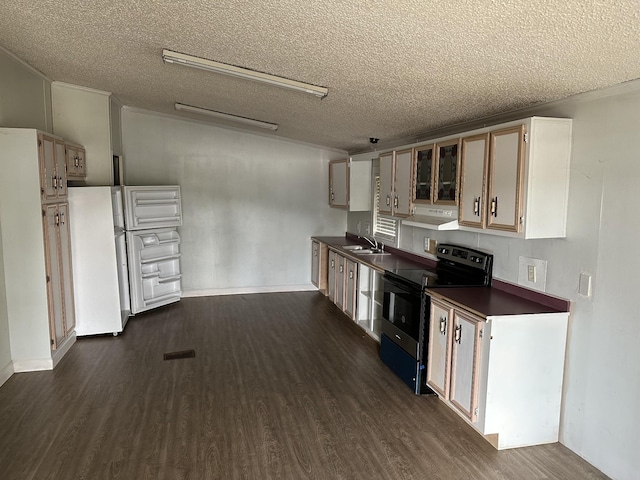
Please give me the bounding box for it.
[386,244,493,288]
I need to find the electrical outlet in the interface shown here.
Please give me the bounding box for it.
[518,256,547,292]
[527,265,536,282]
[423,237,436,254]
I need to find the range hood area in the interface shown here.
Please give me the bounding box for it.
[401,207,459,231]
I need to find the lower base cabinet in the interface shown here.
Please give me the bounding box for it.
[321,246,383,340]
[427,296,569,449]
[311,240,328,293]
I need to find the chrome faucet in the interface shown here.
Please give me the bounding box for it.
[359,235,379,250]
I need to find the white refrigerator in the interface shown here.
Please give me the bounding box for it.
[68,185,183,336]
[122,185,183,315]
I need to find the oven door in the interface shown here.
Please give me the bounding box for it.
[382,274,422,351]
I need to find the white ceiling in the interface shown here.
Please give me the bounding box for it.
[1,0,639,153]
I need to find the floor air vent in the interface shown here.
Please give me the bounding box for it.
[163,349,196,361]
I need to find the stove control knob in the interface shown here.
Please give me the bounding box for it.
[476,257,483,263]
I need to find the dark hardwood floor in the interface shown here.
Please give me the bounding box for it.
[0,292,608,480]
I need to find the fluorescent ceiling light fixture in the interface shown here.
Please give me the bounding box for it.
[162,49,328,98]
[174,103,279,131]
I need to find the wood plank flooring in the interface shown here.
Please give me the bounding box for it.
[0,292,608,480]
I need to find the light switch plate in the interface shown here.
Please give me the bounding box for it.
[518,256,547,292]
[579,273,592,297]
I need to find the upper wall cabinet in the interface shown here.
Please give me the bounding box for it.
[413,144,435,205]
[458,117,572,239]
[65,141,86,179]
[329,158,372,211]
[459,134,490,228]
[434,139,461,206]
[39,134,68,202]
[378,149,413,217]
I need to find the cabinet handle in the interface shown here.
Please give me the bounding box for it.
[386,195,390,206]
[60,212,65,225]
[339,265,343,273]
[52,175,58,189]
[331,260,335,268]
[490,197,498,217]
[349,270,353,279]
[54,212,60,226]
[394,196,398,208]
[473,197,480,216]
[454,324,462,344]
[439,316,447,334]
[58,176,63,189]
[75,156,80,167]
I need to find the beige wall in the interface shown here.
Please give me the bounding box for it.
[122,108,347,295]
[0,47,52,132]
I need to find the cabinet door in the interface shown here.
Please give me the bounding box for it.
[434,139,460,205]
[66,144,85,178]
[335,255,346,310]
[394,149,413,217]
[76,148,86,177]
[43,205,65,348]
[329,159,348,208]
[427,299,453,398]
[487,125,525,232]
[311,241,320,287]
[450,311,483,422]
[413,144,434,204]
[58,203,75,335]
[55,139,67,198]
[327,250,337,302]
[378,152,394,215]
[39,134,58,201]
[344,259,358,319]
[459,134,489,228]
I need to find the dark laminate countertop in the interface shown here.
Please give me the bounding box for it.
[313,235,570,317]
[426,286,569,319]
[312,236,436,272]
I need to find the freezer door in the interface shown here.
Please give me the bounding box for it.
[127,228,182,315]
[123,185,182,230]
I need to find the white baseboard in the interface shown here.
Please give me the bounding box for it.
[12,358,53,372]
[183,284,317,298]
[11,333,77,373]
[0,361,14,387]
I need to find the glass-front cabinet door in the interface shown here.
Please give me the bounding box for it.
[435,139,461,205]
[413,144,434,204]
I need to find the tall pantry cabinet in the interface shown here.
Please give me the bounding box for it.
[0,128,76,372]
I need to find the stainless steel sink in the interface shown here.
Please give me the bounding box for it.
[343,245,364,251]
[354,249,389,255]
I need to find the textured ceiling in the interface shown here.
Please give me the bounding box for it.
[1,0,639,152]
